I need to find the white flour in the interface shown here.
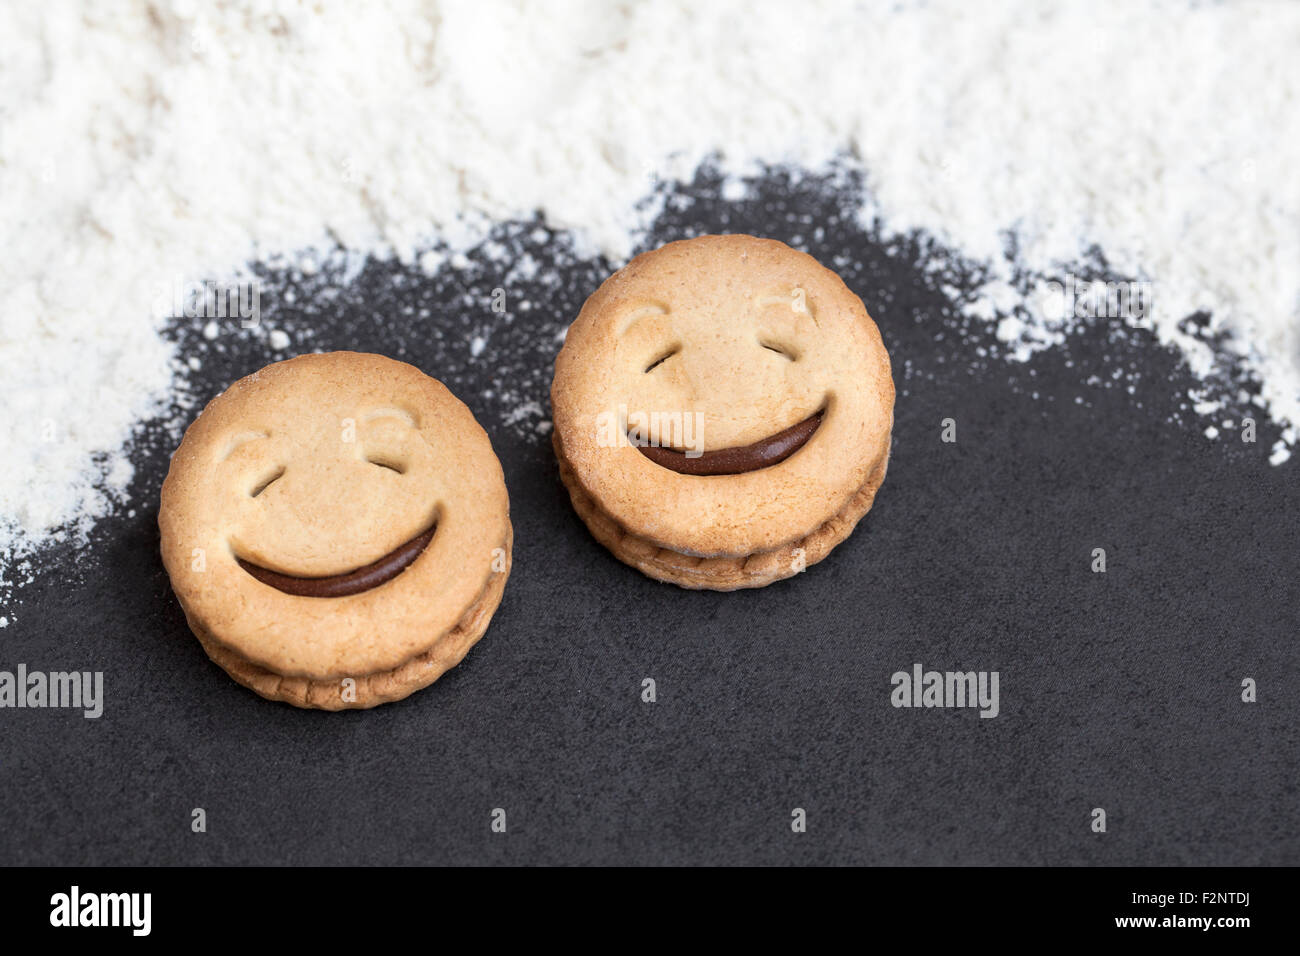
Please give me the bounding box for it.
[1,0,1298,598]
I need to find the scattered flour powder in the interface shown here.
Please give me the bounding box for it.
[1,0,1298,598]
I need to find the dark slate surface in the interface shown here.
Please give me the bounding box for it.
[3,167,1296,866]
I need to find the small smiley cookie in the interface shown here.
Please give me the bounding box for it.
[160,352,512,709]
[551,235,894,590]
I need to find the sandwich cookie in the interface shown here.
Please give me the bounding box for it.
[160,351,512,709]
[551,234,894,589]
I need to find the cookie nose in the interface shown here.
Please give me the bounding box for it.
[239,459,432,574]
[668,342,813,445]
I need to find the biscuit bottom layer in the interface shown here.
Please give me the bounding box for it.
[188,526,511,710]
[555,437,889,590]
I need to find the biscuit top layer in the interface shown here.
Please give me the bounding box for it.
[552,235,894,557]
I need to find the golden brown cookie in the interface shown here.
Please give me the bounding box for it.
[551,235,894,590]
[159,352,512,709]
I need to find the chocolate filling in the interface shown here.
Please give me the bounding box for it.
[636,411,823,476]
[237,524,435,597]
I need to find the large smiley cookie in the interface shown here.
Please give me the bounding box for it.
[159,352,512,709]
[551,235,894,590]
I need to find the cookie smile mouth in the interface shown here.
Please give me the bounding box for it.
[236,523,436,597]
[636,409,824,476]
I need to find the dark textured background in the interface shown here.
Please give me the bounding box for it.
[3,168,1297,865]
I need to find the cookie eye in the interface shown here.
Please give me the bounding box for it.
[366,456,406,475]
[249,467,285,498]
[760,340,800,361]
[644,346,680,373]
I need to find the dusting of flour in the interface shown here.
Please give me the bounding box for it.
[1,0,1298,602]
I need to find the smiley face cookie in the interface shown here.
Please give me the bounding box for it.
[551,235,894,590]
[159,352,512,709]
